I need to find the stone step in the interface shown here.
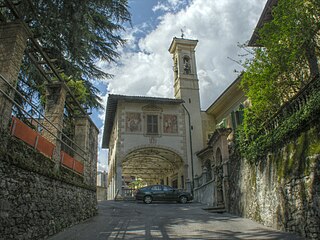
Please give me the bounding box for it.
[202,206,226,214]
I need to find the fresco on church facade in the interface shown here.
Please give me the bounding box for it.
[163,114,178,134]
[126,112,142,133]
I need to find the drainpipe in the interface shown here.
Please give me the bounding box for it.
[182,104,194,194]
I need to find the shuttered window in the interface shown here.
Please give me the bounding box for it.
[147,115,158,134]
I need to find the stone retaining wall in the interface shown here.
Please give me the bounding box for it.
[0,131,97,240]
[228,126,320,239]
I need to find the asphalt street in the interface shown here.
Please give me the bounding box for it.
[48,200,303,240]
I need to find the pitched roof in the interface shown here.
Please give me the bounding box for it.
[102,94,184,148]
[248,0,278,46]
[205,74,245,119]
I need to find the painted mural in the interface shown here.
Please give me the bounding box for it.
[163,114,178,134]
[126,112,142,133]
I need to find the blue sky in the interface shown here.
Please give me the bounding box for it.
[129,0,161,26]
[94,0,267,172]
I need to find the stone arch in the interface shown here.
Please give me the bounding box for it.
[121,145,184,185]
[122,144,184,162]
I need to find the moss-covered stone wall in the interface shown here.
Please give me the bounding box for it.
[0,131,97,240]
[228,126,320,240]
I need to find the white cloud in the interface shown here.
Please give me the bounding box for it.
[97,148,108,172]
[96,120,109,172]
[97,0,267,172]
[152,0,189,13]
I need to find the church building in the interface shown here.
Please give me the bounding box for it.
[102,37,245,202]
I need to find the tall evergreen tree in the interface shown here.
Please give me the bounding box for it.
[3,0,131,109]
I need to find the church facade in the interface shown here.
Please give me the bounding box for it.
[102,37,245,201]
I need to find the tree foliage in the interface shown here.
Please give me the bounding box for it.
[3,0,131,109]
[128,178,146,189]
[240,0,320,139]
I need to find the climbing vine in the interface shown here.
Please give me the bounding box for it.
[237,81,320,163]
[238,0,320,162]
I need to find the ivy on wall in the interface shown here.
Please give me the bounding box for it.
[237,0,320,162]
[236,86,320,163]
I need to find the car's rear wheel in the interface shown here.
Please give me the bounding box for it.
[143,195,152,204]
[179,195,188,204]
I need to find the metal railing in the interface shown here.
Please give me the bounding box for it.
[0,73,87,164]
[122,188,136,198]
[264,75,320,132]
[0,0,97,128]
[194,168,213,188]
[0,0,100,179]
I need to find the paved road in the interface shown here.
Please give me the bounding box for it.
[49,200,303,240]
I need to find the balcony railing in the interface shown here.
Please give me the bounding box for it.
[0,73,86,175]
[264,75,320,132]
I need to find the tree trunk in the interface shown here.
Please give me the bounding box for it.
[306,41,319,78]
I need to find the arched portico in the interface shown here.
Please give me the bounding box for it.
[122,146,184,186]
[107,145,186,200]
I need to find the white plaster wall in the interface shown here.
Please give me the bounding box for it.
[118,102,187,161]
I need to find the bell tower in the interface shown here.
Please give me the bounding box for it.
[169,37,200,103]
[169,37,203,178]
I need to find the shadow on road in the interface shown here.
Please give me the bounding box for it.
[49,201,303,240]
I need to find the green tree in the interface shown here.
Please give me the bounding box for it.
[241,0,320,138]
[3,0,131,109]
[128,178,146,189]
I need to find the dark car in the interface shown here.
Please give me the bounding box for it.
[135,184,193,204]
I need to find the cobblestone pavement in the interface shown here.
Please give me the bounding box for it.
[48,200,303,240]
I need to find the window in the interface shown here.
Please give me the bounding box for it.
[163,186,173,192]
[235,104,244,126]
[231,104,244,129]
[147,115,158,134]
[151,185,162,191]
